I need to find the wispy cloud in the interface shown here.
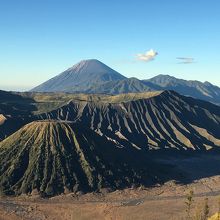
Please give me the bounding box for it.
[176,57,195,64]
[137,49,158,62]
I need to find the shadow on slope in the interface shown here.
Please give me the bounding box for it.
[0,90,38,141]
[0,90,37,116]
[0,121,190,197]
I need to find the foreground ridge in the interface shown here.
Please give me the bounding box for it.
[38,91,220,151]
[0,121,158,196]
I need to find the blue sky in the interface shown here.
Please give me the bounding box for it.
[0,0,219,91]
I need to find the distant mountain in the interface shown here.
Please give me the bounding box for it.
[31,60,220,105]
[86,77,153,94]
[145,74,220,105]
[31,59,126,93]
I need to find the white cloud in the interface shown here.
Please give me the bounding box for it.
[137,49,158,62]
[176,57,195,64]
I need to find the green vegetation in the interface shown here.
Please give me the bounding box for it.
[183,190,219,220]
[0,121,153,196]
[185,190,194,219]
[1,90,220,197]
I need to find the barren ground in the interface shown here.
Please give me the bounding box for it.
[1,154,220,220]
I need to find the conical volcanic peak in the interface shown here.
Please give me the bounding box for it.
[0,120,153,196]
[31,59,126,93]
[30,60,220,104]
[68,59,118,74]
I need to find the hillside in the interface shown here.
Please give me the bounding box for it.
[0,90,36,116]
[86,78,153,94]
[0,90,36,141]
[1,90,220,151]
[146,74,220,105]
[1,90,220,196]
[0,121,162,196]
[31,59,126,93]
[38,90,220,151]
[0,91,162,140]
[30,60,220,105]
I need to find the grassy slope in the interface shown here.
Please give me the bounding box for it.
[0,90,163,141]
[0,121,160,196]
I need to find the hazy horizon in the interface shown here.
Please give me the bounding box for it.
[0,0,219,90]
[0,67,219,92]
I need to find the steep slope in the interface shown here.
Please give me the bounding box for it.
[38,91,220,151]
[1,89,220,150]
[0,91,161,141]
[31,59,126,92]
[86,77,154,94]
[145,74,220,105]
[0,115,6,126]
[30,59,220,104]
[0,90,37,141]
[1,91,220,196]
[0,90,36,116]
[0,121,160,196]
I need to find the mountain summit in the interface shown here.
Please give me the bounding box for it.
[145,74,220,104]
[31,59,126,93]
[31,60,220,105]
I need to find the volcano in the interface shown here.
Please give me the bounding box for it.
[31,59,126,93]
[0,120,159,196]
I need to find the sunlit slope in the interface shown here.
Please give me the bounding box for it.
[31,59,126,93]
[0,121,156,196]
[38,91,220,151]
[0,90,162,140]
[1,90,220,151]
